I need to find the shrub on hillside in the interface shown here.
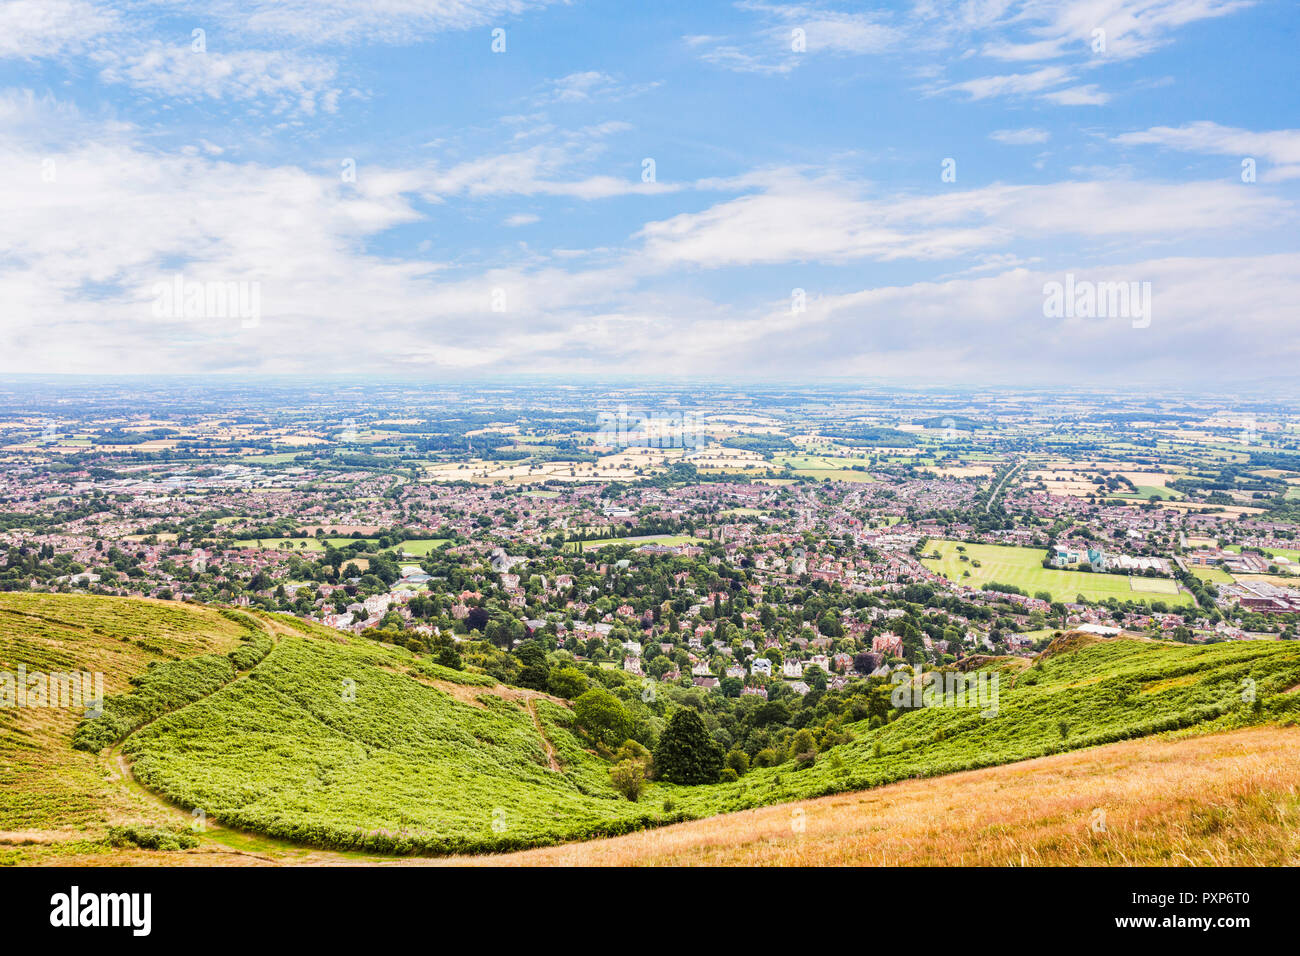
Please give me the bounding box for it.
[107,825,199,851]
[609,759,647,802]
[72,655,235,753]
[724,749,750,776]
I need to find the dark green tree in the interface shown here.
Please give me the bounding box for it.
[653,708,724,784]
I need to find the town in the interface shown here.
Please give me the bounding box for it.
[4,381,1297,708]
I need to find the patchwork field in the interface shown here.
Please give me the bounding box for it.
[1027,467,1184,501]
[423,452,676,483]
[922,540,1193,606]
[772,453,877,482]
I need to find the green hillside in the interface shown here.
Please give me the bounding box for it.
[5,593,1300,860]
[0,593,255,836]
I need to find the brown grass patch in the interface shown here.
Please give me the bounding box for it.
[440,727,1300,867]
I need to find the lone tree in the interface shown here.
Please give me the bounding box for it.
[573,688,632,750]
[653,708,724,785]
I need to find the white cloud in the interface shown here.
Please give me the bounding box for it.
[541,72,659,103]
[689,3,902,74]
[1041,84,1110,105]
[648,253,1300,382]
[233,0,562,45]
[0,0,116,59]
[990,127,1051,144]
[2,103,1297,384]
[94,45,341,114]
[916,0,1252,104]
[0,0,559,113]
[633,171,1292,268]
[924,0,1253,62]
[417,124,682,200]
[1114,121,1300,166]
[943,66,1072,100]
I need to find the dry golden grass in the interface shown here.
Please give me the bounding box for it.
[443,727,1300,867]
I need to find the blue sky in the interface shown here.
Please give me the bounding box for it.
[1,0,1297,385]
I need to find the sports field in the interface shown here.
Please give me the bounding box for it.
[1191,566,1235,585]
[922,541,1192,606]
[1226,545,1300,563]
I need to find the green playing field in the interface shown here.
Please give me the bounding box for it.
[922,540,1192,606]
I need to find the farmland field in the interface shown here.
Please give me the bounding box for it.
[922,540,1192,605]
[773,453,876,482]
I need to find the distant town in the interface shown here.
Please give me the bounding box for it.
[4,381,1298,699]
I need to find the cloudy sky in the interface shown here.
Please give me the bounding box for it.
[1,0,1297,385]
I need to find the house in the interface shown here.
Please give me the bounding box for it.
[872,632,903,656]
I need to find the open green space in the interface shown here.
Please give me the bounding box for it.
[1191,566,1236,585]
[564,534,706,552]
[231,537,449,554]
[1226,545,1300,563]
[922,540,1192,606]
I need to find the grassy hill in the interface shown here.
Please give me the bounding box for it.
[451,726,1300,866]
[0,593,256,841]
[4,593,1300,863]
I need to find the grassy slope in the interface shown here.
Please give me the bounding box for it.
[125,624,1300,855]
[6,593,1300,862]
[0,593,251,834]
[454,726,1300,866]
